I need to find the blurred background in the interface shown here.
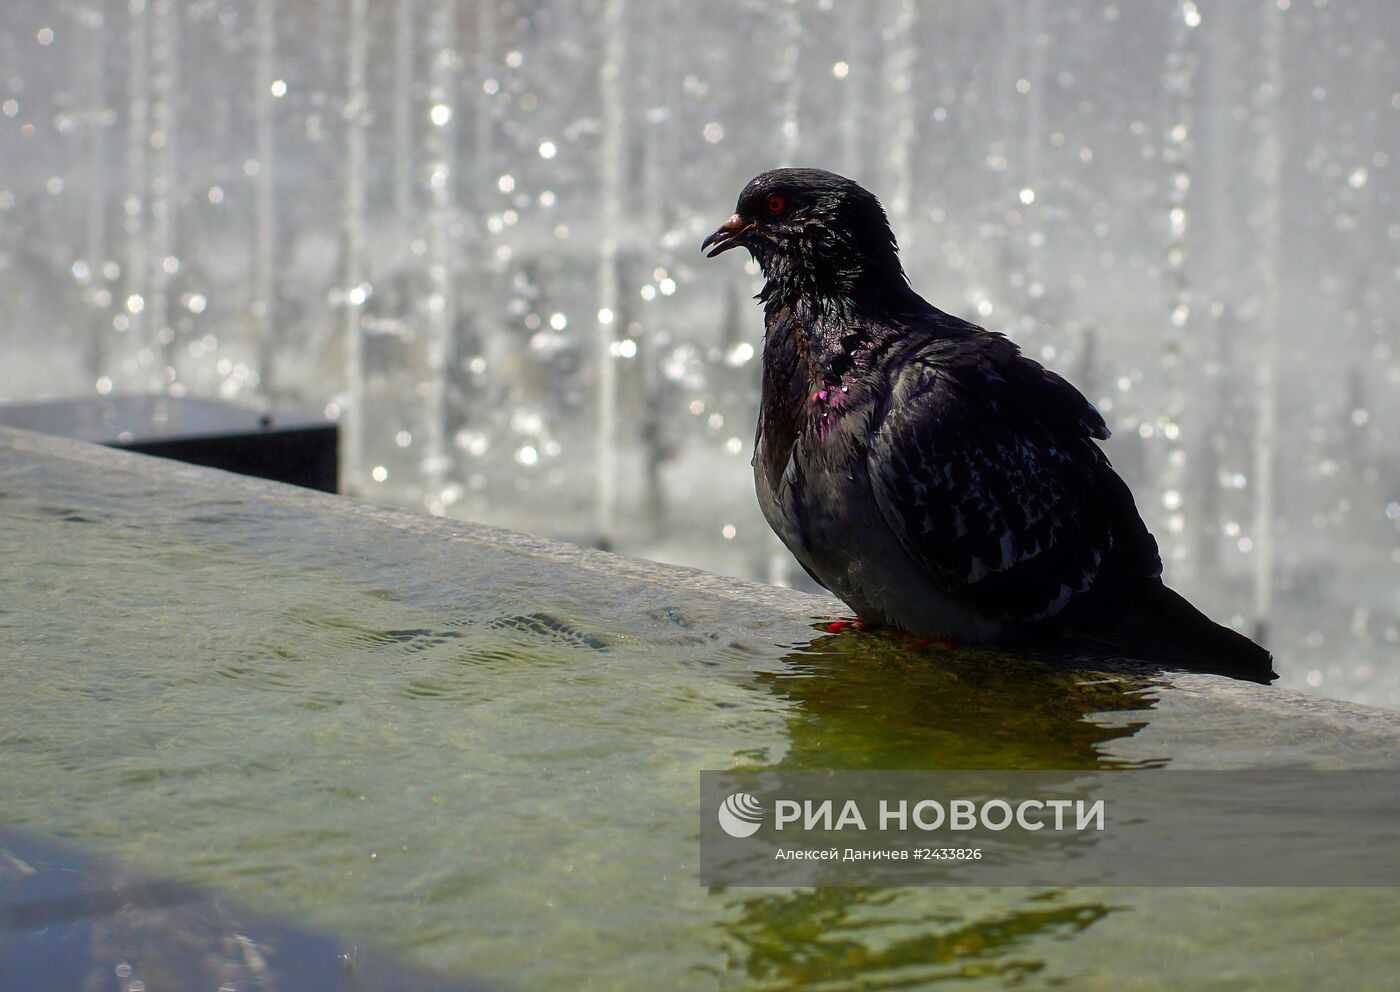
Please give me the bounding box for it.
[0,0,1396,706]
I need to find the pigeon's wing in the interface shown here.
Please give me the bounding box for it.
[867,348,1159,623]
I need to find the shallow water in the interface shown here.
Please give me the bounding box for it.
[1,435,1397,990]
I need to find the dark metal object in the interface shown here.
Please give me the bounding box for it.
[0,395,338,493]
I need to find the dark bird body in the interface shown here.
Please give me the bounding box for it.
[703,168,1274,683]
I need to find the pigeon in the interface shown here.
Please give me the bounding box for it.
[702,167,1275,684]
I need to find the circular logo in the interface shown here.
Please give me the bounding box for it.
[717,792,765,838]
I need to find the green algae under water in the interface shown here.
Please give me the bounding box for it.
[1,435,1397,991]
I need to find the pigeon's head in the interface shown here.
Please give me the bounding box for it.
[701,168,907,307]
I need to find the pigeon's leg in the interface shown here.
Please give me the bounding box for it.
[824,619,955,649]
[825,618,869,634]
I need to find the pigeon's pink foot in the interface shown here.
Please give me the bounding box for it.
[825,618,869,634]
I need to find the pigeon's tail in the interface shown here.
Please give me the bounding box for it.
[1065,583,1276,684]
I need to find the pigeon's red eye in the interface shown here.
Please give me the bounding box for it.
[766,194,786,215]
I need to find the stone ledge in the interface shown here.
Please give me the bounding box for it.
[1,424,833,618]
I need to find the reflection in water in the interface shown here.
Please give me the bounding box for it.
[715,629,1162,989]
[756,628,1164,771]
[722,888,1114,989]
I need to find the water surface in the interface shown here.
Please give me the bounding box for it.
[1,435,1396,990]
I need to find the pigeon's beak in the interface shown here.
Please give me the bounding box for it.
[701,213,750,257]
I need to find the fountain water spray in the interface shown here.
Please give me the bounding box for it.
[341,0,369,492]
[148,0,179,385]
[775,0,802,167]
[423,0,460,515]
[881,0,917,227]
[393,0,416,247]
[1249,1,1286,644]
[1194,0,1240,579]
[122,0,150,390]
[1159,0,1200,580]
[1019,0,1046,323]
[836,0,868,179]
[637,0,675,534]
[77,3,109,383]
[594,0,627,548]
[253,0,278,396]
